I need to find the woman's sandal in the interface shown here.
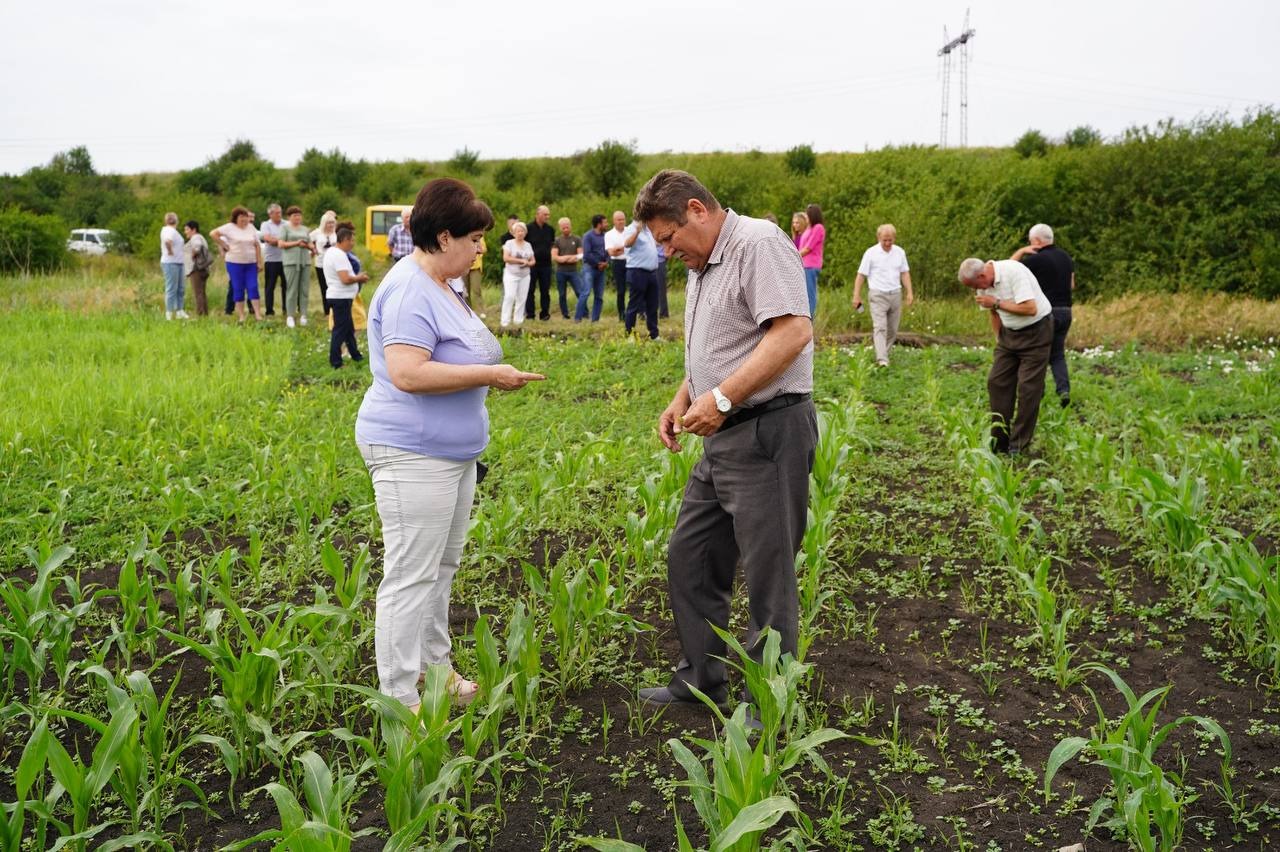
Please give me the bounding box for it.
[446,669,480,707]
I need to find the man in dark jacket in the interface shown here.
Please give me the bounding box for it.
[525,206,555,320]
[1014,223,1075,406]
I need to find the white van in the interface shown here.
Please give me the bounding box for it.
[67,228,113,256]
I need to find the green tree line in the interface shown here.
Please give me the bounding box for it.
[2,112,1278,298]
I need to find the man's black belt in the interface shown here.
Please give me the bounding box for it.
[720,392,810,432]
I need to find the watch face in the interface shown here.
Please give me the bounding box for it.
[717,397,731,412]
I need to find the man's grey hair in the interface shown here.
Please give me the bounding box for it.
[958,257,987,283]
[402,206,413,216]
[634,169,721,225]
[558,216,571,226]
[1028,223,1054,244]
[163,211,178,225]
[267,203,282,214]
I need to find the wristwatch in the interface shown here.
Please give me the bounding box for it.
[711,386,732,413]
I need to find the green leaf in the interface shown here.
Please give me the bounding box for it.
[1044,736,1091,797]
[573,838,647,852]
[711,796,798,852]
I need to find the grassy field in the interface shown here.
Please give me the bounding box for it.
[2,259,1279,851]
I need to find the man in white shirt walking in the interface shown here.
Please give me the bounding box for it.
[852,224,914,366]
[958,257,1054,456]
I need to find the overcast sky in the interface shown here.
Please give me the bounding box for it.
[3,0,1277,176]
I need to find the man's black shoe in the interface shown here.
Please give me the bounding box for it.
[638,685,729,712]
[1060,394,1071,408]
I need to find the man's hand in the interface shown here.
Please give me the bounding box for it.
[658,397,691,453]
[905,292,915,307]
[1011,245,1039,260]
[851,296,863,311]
[975,292,998,310]
[680,391,726,438]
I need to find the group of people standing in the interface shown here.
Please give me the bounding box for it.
[157,204,366,369]
[495,206,671,338]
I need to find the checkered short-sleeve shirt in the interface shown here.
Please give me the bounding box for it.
[684,211,813,407]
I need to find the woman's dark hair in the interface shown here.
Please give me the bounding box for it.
[410,178,495,252]
[591,213,606,228]
[335,221,355,243]
[285,205,302,217]
[229,205,250,224]
[805,204,824,227]
[184,220,199,231]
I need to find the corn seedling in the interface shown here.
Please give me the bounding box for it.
[228,751,376,852]
[1044,663,1232,851]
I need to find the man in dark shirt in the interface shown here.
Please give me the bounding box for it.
[581,214,610,322]
[1014,223,1075,406]
[525,206,555,320]
[499,214,517,247]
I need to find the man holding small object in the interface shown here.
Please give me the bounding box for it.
[634,169,817,712]
[958,257,1054,456]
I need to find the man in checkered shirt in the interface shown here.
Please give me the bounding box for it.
[634,170,817,714]
[385,207,414,262]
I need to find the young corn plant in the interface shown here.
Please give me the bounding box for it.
[1008,556,1079,688]
[96,541,169,669]
[1121,457,1210,575]
[228,751,376,852]
[78,665,238,831]
[39,703,172,852]
[163,588,303,771]
[525,556,648,696]
[1197,534,1280,683]
[332,678,472,851]
[0,715,60,852]
[1044,663,1232,852]
[0,544,91,703]
[502,600,548,733]
[580,630,844,852]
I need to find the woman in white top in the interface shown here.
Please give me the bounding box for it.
[210,206,264,323]
[310,210,338,315]
[500,221,536,327]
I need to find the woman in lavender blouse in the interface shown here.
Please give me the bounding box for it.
[355,179,545,713]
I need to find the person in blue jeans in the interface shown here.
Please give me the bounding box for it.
[580,214,610,321]
[552,216,586,319]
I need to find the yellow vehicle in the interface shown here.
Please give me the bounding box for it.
[365,205,406,259]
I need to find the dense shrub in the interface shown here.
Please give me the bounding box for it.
[582,139,639,196]
[448,148,482,176]
[1064,125,1102,148]
[493,160,526,192]
[357,162,417,203]
[784,144,818,176]
[1014,129,1051,158]
[295,147,367,194]
[302,185,347,222]
[0,207,67,275]
[532,159,579,203]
